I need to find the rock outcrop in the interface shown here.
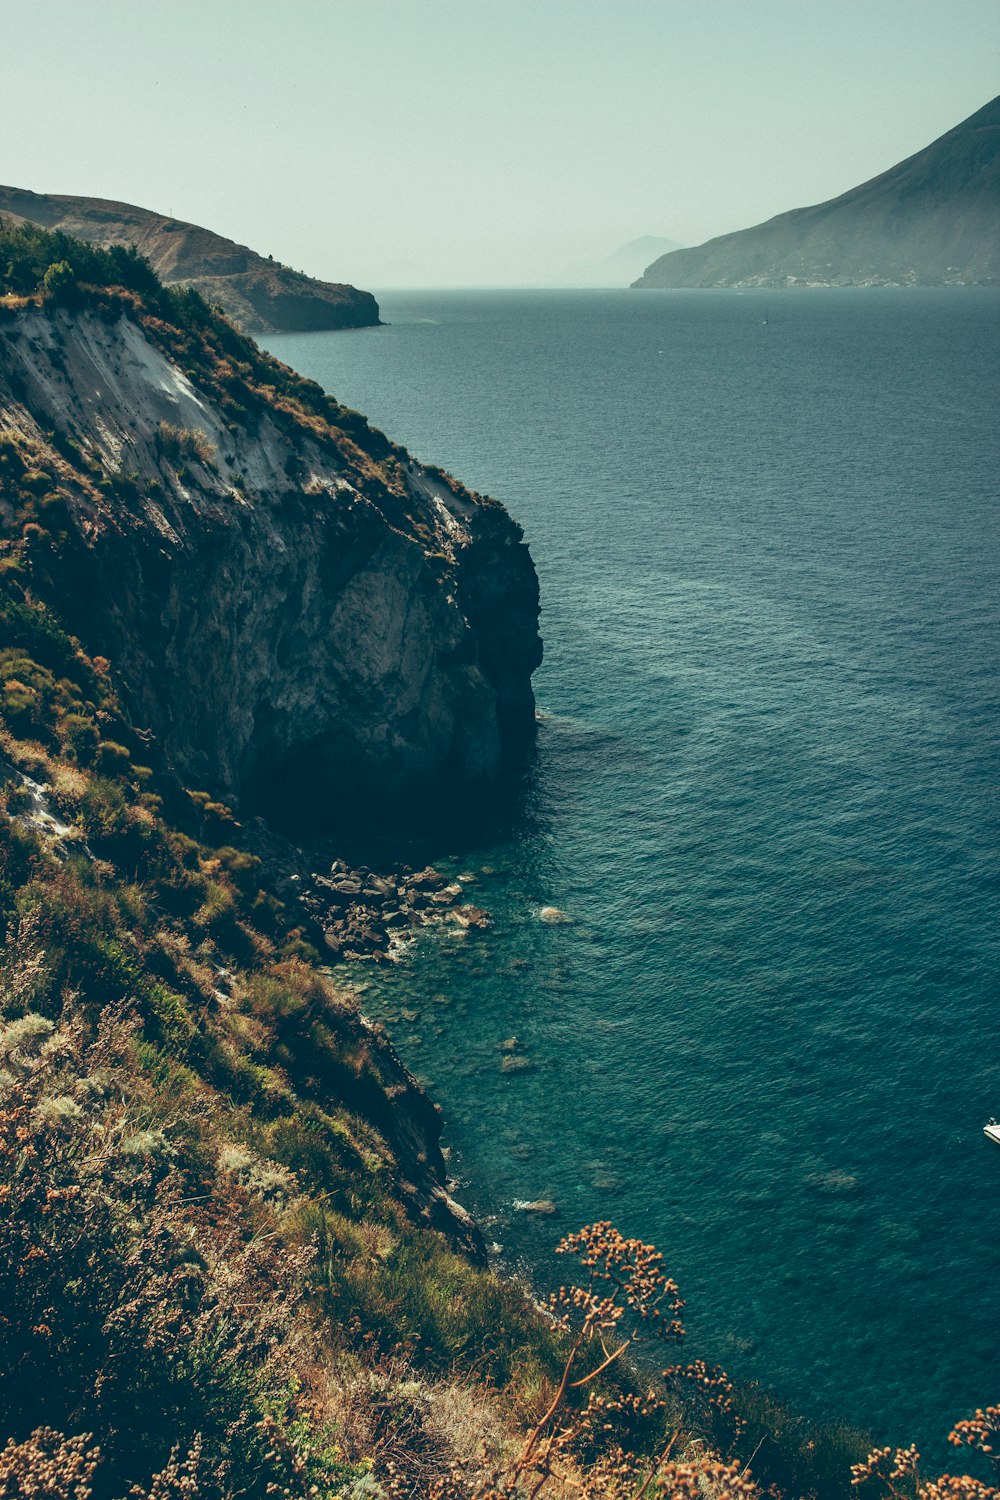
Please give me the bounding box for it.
[0,185,380,333]
[634,96,1000,288]
[0,291,540,829]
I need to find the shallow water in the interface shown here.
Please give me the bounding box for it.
[263,288,1000,1451]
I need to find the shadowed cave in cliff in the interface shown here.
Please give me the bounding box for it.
[243,716,543,857]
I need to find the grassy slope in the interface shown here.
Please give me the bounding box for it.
[0,220,575,1496]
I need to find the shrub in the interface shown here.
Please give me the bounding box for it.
[0,219,159,300]
[95,739,131,773]
[0,596,90,683]
[0,1427,101,1500]
[60,712,99,764]
[155,422,217,468]
[41,260,77,302]
[0,1032,357,1499]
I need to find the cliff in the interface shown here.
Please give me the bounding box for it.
[0,184,380,333]
[0,228,540,829]
[634,96,1000,288]
[0,221,549,1490]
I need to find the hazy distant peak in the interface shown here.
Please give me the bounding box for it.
[609,235,684,260]
[555,234,684,287]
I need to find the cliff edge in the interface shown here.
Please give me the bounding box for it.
[0,224,541,829]
[0,184,381,334]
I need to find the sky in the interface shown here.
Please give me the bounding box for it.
[2,0,997,287]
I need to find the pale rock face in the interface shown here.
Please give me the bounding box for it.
[0,306,541,815]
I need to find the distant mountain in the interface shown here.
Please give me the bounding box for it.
[561,235,684,287]
[633,98,1000,289]
[0,185,380,333]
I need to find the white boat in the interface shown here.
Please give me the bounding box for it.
[984,1119,1000,1146]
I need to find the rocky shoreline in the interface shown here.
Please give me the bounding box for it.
[246,825,494,964]
[298,857,491,961]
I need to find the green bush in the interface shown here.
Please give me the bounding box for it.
[0,218,160,300]
[60,711,99,763]
[41,259,76,302]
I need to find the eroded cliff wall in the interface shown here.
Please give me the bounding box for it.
[0,296,541,823]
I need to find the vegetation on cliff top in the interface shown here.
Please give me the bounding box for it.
[0,214,540,819]
[0,215,397,467]
[0,184,381,334]
[0,213,515,577]
[0,221,995,1498]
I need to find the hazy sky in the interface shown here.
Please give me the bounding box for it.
[2,0,997,286]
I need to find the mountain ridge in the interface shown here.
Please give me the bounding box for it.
[633,97,1000,288]
[0,184,380,334]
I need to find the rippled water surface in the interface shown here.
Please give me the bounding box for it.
[264,289,1000,1451]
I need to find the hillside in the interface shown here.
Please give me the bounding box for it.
[633,97,1000,288]
[0,185,380,333]
[1,221,995,1500]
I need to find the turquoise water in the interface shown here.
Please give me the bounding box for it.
[263,289,1000,1452]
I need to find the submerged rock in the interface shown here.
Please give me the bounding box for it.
[452,904,491,930]
[806,1169,860,1196]
[500,1054,535,1074]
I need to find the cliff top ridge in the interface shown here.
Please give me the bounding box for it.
[0,183,380,334]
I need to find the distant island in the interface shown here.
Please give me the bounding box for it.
[633,96,999,289]
[558,235,684,287]
[0,184,380,333]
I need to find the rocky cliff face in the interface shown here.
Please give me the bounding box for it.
[0,185,381,333]
[0,296,541,828]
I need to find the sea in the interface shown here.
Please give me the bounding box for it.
[262,287,1000,1455]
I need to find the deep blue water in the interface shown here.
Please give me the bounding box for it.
[264,289,1000,1453]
